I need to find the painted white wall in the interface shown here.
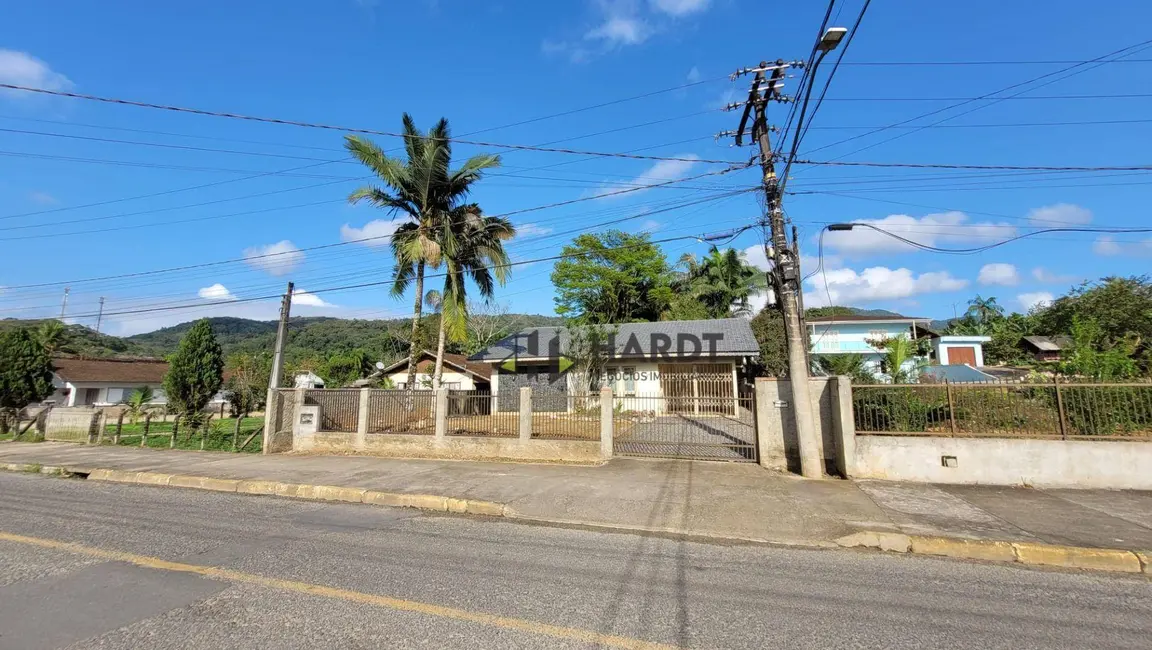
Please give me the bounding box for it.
[855,436,1152,490]
[933,336,991,367]
[386,370,477,390]
[64,382,169,407]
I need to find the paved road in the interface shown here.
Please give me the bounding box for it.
[0,472,1148,649]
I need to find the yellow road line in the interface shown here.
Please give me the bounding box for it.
[0,530,677,650]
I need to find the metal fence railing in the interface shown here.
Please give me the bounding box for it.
[446,391,515,437]
[366,389,436,435]
[853,381,1152,440]
[305,388,360,433]
[611,393,757,461]
[531,393,602,440]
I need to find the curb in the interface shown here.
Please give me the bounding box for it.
[835,531,1150,575]
[78,468,511,517]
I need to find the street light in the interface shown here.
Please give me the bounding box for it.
[817,27,848,52]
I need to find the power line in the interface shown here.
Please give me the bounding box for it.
[810,93,1152,101]
[832,222,1152,255]
[58,224,758,320]
[799,117,1152,130]
[840,58,1152,66]
[0,83,740,165]
[794,159,1152,172]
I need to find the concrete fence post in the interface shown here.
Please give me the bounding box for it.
[519,387,532,441]
[599,386,614,460]
[434,388,449,439]
[355,387,371,450]
[831,376,857,478]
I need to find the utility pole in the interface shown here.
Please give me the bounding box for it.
[95,297,106,334]
[59,287,70,321]
[731,60,823,478]
[262,281,294,455]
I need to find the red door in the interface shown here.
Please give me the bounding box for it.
[949,346,977,366]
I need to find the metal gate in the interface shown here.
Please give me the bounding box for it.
[612,392,758,462]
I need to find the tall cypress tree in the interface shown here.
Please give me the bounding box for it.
[162,319,224,417]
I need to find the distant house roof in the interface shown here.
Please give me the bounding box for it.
[381,350,492,380]
[920,365,998,383]
[806,314,926,324]
[53,358,169,384]
[1021,335,1073,352]
[468,319,760,362]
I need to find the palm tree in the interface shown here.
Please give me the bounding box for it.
[676,247,768,317]
[345,114,500,392]
[36,320,66,356]
[429,205,515,387]
[965,295,1004,324]
[868,334,926,384]
[122,386,155,425]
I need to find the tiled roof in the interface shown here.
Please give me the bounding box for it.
[806,314,925,323]
[382,350,492,380]
[468,319,760,361]
[53,358,169,383]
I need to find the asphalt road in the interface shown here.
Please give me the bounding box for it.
[0,472,1148,649]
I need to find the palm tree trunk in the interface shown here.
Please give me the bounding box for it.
[406,260,425,392]
[433,313,447,389]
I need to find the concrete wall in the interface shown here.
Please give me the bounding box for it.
[854,435,1152,490]
[44,407,99,442]
[294,431,603,464]
[755,377,838,473]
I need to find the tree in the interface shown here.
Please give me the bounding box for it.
[345,114,501,392]
[428,204,515,388]
[965,295,1004,325]
[815,354,874,383]
[563,323,616,394]
[674,247,767,318]
[0,328,55,434]
[865,333,926,384]
[749,308,787,376]
[36,320,67,356]
[465,301,516,355]
[162,319,224,419]
[1034,276,1152,347]
[551,230,674,324]
[1057,316,1140,381]
[225,352,270,416]
[121,386,156,425]
[319,350,374,388]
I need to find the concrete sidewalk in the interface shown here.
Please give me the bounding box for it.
[1,442,1151,556]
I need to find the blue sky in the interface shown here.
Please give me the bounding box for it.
[1,0,1151,335]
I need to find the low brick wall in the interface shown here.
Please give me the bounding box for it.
[44,408,99,442]
[294,431,603,464]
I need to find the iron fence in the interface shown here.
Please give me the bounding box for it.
[305,388,361,433]
[531,393,602,440]
[612,393,757,461]
[853,381,1152,440]
[366,389,437,435]
[446,391,516,437]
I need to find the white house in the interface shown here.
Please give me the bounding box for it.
[807,314,931,375]
[379,350,492,391]
[467,319,759,413]
[49,358,228,408]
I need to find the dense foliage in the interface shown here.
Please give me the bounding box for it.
[552,230,675,324]
[0,328,55,432]
[162,320,225,417]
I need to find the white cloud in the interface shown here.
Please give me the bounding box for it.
[977,263,1019,286]
[805,266,968,306]
[823,211,1017,256]
[1092,234,1152,257]
[291,288,334,308]
[650,0,711,16]
[28,191,58,205]
[243,240,304,276]
[516,223,554,238]
[686,65,701,83]
[1027,203,1092,226]
[639,219,662,232]
[0,50,72,99]
[585,16,651,45]
[591,155,699,199]
[340,219,401,247]
[198,284,237,301]
[743,244,841,274]
[1032,267,1076,284]
[1018,291,1054,312]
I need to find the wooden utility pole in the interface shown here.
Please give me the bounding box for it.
[262,282,294,454]
[735,60,823,478]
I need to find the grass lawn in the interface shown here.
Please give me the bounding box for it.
[103,416,265,453]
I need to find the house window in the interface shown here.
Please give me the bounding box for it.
[816,330,839,351]
[868,329,887,340]
[622,367,636,395]
[105,388,128,403]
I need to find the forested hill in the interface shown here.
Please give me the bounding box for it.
[1,314,564,363]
